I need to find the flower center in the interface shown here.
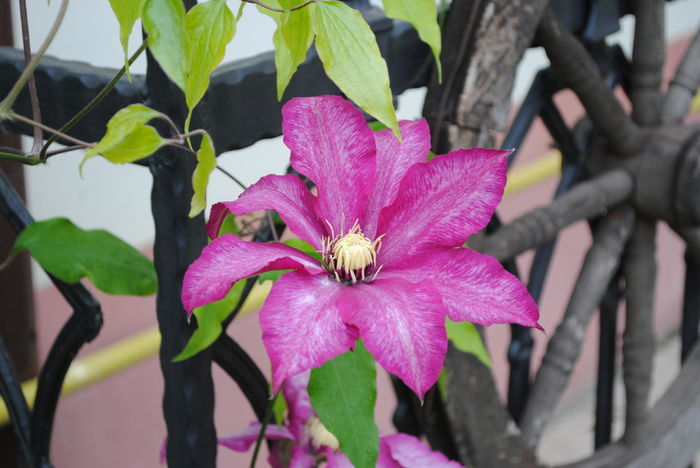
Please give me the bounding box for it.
[322,221,383,284]
[309,417,339,451]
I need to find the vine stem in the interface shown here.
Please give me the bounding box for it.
[241,0,315,13]
[18,0,43,152]
[0,0,69,113]
[249,392,278,468]
[216,165,248,190]
[9,111,93,149]
[40,39,149,161]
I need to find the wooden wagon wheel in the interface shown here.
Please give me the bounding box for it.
[412,1,700,466]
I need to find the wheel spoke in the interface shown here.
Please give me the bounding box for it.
[630,0,665,125]
[661,27,700,124]
[479,170,634,261]
[520,208,635,449]
[621,219,657,444]
[536,8,642,156]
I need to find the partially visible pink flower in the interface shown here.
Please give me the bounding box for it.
[182,95,541,399]
[219,371,466,468]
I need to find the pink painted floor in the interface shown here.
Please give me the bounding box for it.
[30,36,695,467]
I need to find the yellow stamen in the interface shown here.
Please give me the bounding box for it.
[309,417,340,451]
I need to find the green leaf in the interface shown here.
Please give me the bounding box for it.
[184,0,236,128]
[272,384,288,427]
[217,213,240,237]
[189,132,217,217]
[283,238,321,261]
[173,280,245,361]
[258,2,314,100]
[98,126,164,164]
[257,269,292,284]
[445,318,492,368]
[312,1,399,139]
[13,218,157,296]
[308,341,379,468]
[381,0,442,81]
[108,0,147,78]
[142,0,187,89]
[82,104,165,170]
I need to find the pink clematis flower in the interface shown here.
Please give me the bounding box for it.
[182,95,540,398]
[219,371,467,468]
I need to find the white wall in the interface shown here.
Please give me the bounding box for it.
[9,0,699,288]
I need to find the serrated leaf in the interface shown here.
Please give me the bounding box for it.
[184,0,236,128]
[13,218,157,296]
[381,0,442,81]
[445,318,492,368]
[189,132,217,217]
[312,1,399,139]
[143,0,187,89]
[173,280,245,361]
[108,0,146,78]
[308,341,379,468]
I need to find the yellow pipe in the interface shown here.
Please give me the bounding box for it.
[0,327,160,427]
[4,89,698,428]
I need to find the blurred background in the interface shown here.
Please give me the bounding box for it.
[2,0,700,466]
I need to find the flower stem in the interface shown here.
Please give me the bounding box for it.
[249,392,278,468]
[241,0,315,13]
[19,0,44,153]
[0,0,69,114]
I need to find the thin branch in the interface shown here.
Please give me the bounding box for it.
[661,26,700,124]
[536,7,642,156]
[216,165,247,190]
[520,208,636,448]
[9,111,93,149]
[630,0,665,126]
[478,169,635,261]
[39,39,148,161]
[0,0,69,113]
[241,0,315,13]
[18,0,43,152]
[621,219,657,444]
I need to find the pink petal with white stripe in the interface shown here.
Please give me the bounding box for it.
[283,371,313,442]
[338,278,447,399]
[261,271,358,392]
[377,148,510,267]
[217,422,293,452]
[282,95,376,234]
[364,119,431,238]
[382,247,540,329]
[214,174,325,249]
[383,434,466,468]
[181,234,323,312]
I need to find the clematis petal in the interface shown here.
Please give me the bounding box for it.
[261,271,358,393]
[182,234,324,313]
[338,278,447,399]
[383,247,540,328]
[282,95,376,234]
[208,174,325,248]
[377,148,510,266]
[288,445,316,468]
[218,422,294,453]
[364,119,431,238]
[382,434,466,468]
[283,371,314,442]
[324,447,356,468]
